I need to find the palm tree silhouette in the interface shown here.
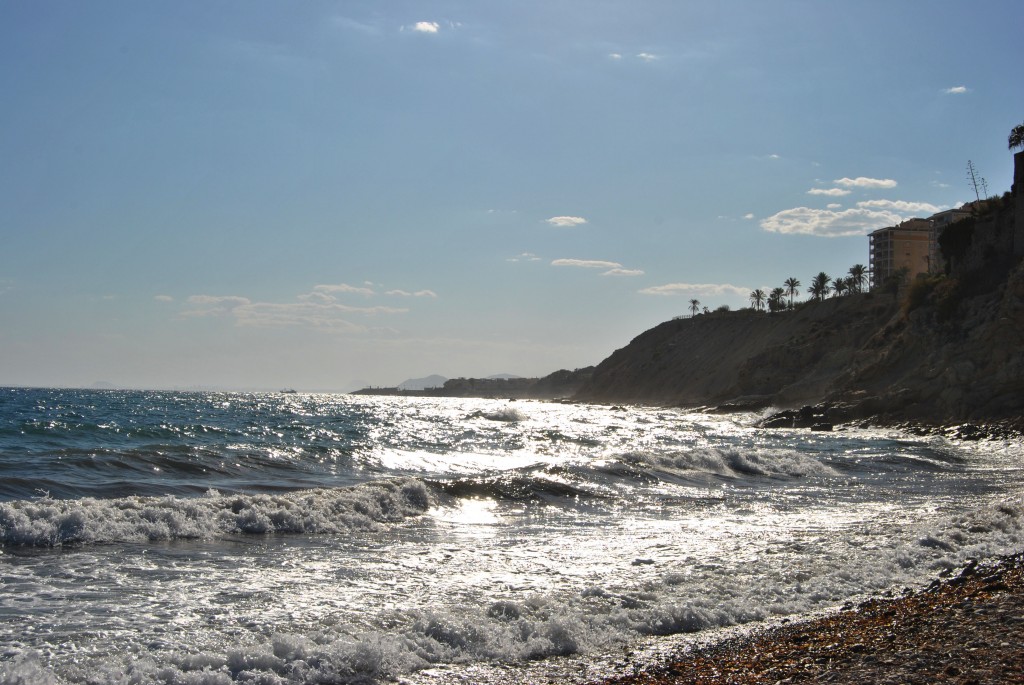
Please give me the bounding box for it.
[769,287,786,312]
[1010,123,1024,151]
[808,272,831,301]
[689,299,701,317]
[749,289,766,311]
[847,264,867,293]
[784,277,801,308]
[833,277,848,297]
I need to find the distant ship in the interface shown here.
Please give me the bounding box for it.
[279,389,298,394]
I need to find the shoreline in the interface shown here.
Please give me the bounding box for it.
[588,553,1024,684]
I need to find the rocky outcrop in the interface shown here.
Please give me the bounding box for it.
[838,246,1024,423]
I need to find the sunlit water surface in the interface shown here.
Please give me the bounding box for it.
[1,389,1022,683]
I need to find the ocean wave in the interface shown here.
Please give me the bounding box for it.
[0,479,431,547]
[432,472,604,502]
[617,446,837,482]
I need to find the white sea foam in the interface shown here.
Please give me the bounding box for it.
[0,479,431,546]
[620,445,836,480]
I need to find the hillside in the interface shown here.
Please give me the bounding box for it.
[574,153,1024,425]
[574,294,899,410]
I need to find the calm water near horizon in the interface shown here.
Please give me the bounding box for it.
[2,387,1023,683]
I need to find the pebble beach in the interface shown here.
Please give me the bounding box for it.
[593,553,1024,684]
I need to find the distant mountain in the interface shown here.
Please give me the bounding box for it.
[397,374,448,391]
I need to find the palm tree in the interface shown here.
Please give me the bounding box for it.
[768,287,786,313]
[808,272,831,301]
[1010,123,1024,151]
[689,298,701,317]
[749,289,766,311]
[784,277,800,308]
[833,277,848,297]
[848,264,867,293]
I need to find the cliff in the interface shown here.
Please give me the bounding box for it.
[574,155,1024,425]
[573,294,899,411]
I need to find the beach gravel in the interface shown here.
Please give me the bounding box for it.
[592,553,1024,684]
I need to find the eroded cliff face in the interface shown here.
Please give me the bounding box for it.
[840,259,1024,422]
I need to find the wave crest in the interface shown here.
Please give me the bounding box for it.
[0,479,431,547]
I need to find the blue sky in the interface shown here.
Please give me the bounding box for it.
[2,1,1022,390]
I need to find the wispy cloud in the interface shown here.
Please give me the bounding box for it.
[154,295,174,302]
[179,281,435,330]
[856,199,943,214]
[944,85,968,95]
[807,188,851,197]
[507,252,542,262]
[636,52,659,62]
[552,259,621,269]
[639,283,748,297]
[307,283,376,298]
[833,177,898,189]
[411,21,440,33]
[608,53,623,60]
[182,295,253,317]
[603,268,645,277]
[743,213,755,220]
[546,216,588,228]
[331,16,381,35]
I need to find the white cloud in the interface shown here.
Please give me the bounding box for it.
[743,213,755,220]
[760,206,903,237]
[636,53,659,62]
[546,216,588,228]
[833,177,898,189]
[412,21,440,33]
[806,188,851,197]
[609,53,623,60]
[602,268,644,277]
[827,203,842,209]
[386,289,438,298]
[310,283,376,298]
[507,252,542,262]
[552,259,621,269]
[639,283,749,297]
[856,199,942,214]
[154,295,174,302]
[945,86,968,94]
[768,154,781,160]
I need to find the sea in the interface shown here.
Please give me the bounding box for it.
[2,387,1023,684]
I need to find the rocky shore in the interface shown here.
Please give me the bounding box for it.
[590,554,1024,685]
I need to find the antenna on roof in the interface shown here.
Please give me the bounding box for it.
[966,160,987,202]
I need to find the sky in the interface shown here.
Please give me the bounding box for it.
[2,1,1022,391]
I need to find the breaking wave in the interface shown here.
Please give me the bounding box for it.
[0,478,431,547]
